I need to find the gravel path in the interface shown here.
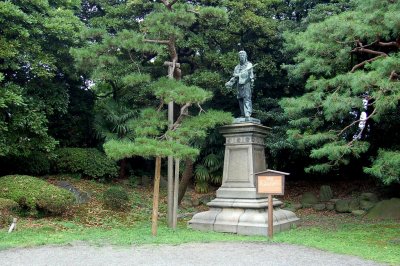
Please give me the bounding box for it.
[0,242,387,266]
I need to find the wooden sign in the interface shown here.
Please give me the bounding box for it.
[257,175,285,195]
[254,169,289,239]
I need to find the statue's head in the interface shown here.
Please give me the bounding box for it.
[238,50,247,65]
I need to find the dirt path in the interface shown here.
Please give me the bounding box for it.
[0,242,387,266]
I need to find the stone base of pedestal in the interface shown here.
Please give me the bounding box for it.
[188,199,299,236]
[188,122,299,236]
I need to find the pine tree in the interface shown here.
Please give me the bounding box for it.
[280,0,400,184]
[72,0,232,234]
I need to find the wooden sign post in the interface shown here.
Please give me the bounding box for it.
[255,170,289,239]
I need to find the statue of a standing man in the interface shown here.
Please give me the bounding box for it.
[225,50,255,119]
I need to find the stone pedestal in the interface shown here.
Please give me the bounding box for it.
[188,123,299,236]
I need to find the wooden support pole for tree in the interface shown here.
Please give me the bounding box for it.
[152,156,161,236]
[268,194,273,239]
[172,158,180,229]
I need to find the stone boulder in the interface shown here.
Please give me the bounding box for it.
[326,202,335,211]
[359,192,378,211]
[301,192,318,208]
[319,185,333,202]
[57,181,90,204]
[349,198,360,211]
[335,199,351,213]
[352,210,366,216]
[366,198,400,220]
[292,203,303,210]
[313,203,326,211]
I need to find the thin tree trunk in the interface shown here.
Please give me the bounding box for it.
[172,158,179,229]
[178,159,194,205]
[151,156,161,236]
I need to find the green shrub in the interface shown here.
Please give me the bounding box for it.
[0,198,19,226]
[103,186,129,211]
[53,148,118,179]
[0,175,75,215]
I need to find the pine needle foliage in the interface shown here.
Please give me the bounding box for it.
[72,1,233,163]
[281,0,400,184]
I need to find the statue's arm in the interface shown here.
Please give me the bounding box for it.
[226,66,239,88]
[225,76,237,88]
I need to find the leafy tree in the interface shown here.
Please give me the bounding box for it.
[0,1,83,157]
[280,0,400,184]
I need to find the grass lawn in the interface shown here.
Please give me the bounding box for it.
[0,176,399,265]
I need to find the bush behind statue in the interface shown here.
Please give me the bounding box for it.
[0,175,75,215]
[53,148,118,179]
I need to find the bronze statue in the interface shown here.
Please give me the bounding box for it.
[225,51,255,119]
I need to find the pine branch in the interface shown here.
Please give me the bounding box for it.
[389,70,399,81]
[337,108,376,137]
[378,41,400,48]
[187,9,200,15]
[355,39,377,49]
[351,47,387,56]
[144,39,170,44]
[197,103,205,115]
[128,50,141,74]
[157,100,164,112]
[161,0,179,10]
[350,55,386,73]
[169,0,179,7]
[171,102,192,130]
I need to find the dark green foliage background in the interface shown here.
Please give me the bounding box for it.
[0,0,399,186]
[52,148,118,179]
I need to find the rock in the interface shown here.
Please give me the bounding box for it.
[349,198,360,211]
[319,185,333,201]
[301,192,318,208]
[292,203,303,210]
[360,200,375,211]
[326,202,335,211]
[335,199,351,213]
[360,192,378,203]
[199,195,214,205]
[191,198,200,207]
[56,181,90,204]
[366,198,400,220]
[352,210,366,216]
[283,207,297,212]
[359,192,378,211]
[181,198,193,207]
[313,203,326,211]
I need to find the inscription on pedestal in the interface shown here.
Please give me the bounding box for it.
[226,136,264,145]
[227,148,249,182]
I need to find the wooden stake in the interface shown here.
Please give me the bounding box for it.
[268,194,273,239]
[152,156,161,236]
[172,158,180,229]
[8,218,17,233]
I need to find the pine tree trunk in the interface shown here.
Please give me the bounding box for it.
[178,158,194,205]
[151,156,161,236]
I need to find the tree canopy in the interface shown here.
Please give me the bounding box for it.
[281,0,400,184]
[0,1,83,156]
